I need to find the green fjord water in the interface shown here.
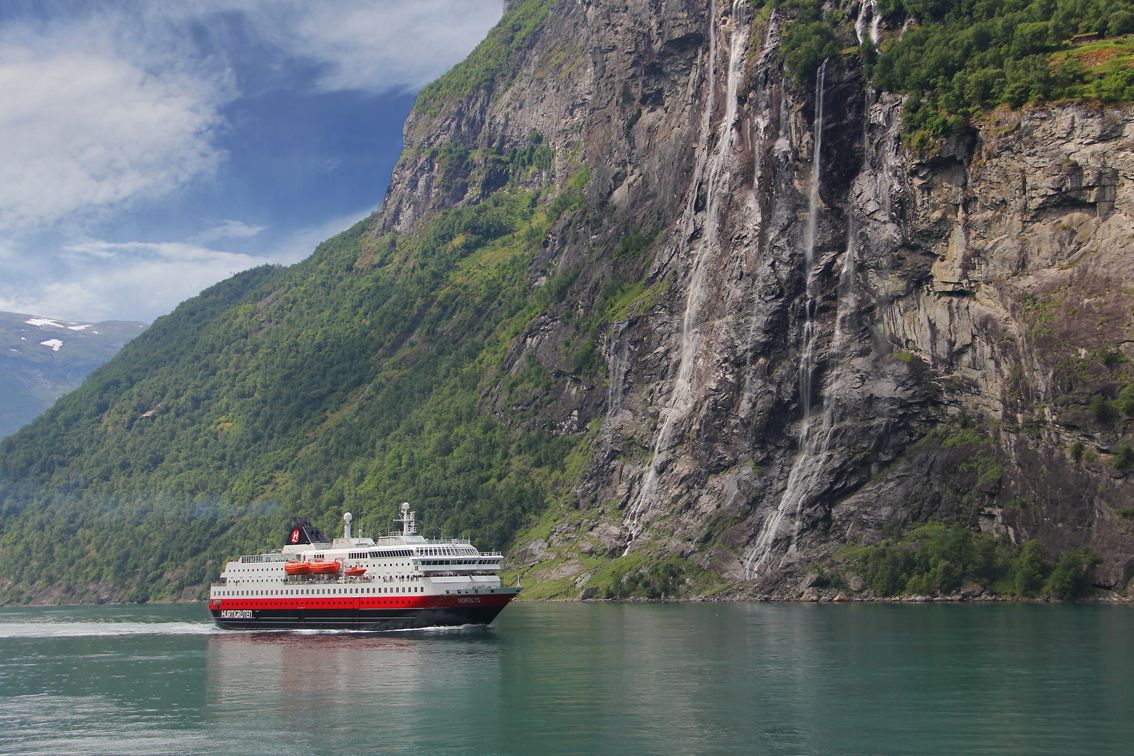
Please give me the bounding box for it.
[0,603,1130,754]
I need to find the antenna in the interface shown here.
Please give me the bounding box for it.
[398,501,416,536]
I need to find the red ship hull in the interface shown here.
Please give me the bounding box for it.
[209,590,518,631]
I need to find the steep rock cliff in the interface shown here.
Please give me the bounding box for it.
[477,0,1134,596]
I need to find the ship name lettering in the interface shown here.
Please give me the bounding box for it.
[220,610,254,619]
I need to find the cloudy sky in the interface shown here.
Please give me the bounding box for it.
[0,0,503,323]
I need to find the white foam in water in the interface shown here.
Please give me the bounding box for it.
[0,621,219,639]
[0,622,485,639]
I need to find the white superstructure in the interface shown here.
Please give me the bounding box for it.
[208,503,519,630]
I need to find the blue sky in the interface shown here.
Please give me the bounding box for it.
[0,0,503,322]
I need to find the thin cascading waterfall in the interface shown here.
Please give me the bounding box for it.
[741,110,770,380]
[747,43,877,575]
[627,0,718,531]
[742,262,862,582]
[855,0,882,47]
[796,56,828,426]
[776,219,858,561]
[676,0,747,398]
[742,13,783,380]
[747,58,793,383]
[744,58,828,579]
[835,219,857,345]
[854,0,871,45]
[774,86,791,156]
[624,0,749,544]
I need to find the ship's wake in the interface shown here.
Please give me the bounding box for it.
[0,620,219,639]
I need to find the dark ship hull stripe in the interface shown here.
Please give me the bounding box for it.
[210,603,511,631]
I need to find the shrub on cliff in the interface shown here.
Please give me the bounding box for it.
[781,20,841,86]
[872,0,1134,147]
[1044,549,1102,599]
[841,522,1099,599]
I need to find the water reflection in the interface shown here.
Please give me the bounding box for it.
[2,603,1131,754]
[205,628,507,752]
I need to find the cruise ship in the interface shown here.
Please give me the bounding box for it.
[208,503,520,630]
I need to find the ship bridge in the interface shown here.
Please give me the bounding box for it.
[413,542,503,576]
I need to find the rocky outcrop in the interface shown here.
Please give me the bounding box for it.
[441,1,1134,596]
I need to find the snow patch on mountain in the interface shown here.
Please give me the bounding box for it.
[26,317,65,328]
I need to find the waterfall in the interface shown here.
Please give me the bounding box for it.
[773,85,791,156]
[677,0,746,397]
[743,112,769,375]
[624,0,749,545]
[855,0,881,46]
[743,59,829,579]
[837,221,856,333]
[798,57,827,416]
[742,13,782,385]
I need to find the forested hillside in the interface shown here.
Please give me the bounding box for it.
[2,0,1134,603]
[0,183,594,601]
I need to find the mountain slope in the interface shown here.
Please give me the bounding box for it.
[2,0,1133,604]
[0,312,145,438]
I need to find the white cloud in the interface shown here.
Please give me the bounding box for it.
[271,208,376,265]
[0,240,262,322]
[64,240,259,266]
[195,219,269,243]
[0,38,228,234]
[0,208,373,322]
[0,1,503,234]
[0,1,504,322]
[138,0,503,94]
[279,1,505,93]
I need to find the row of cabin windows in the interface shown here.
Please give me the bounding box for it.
[238,548,474,563]
[220,586,425,596]
[228,571,420,585]
[231,560,413,575]
[419,546,476,557]
[421,559,497,566]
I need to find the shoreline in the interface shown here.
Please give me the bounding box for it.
[4,591,1131,609]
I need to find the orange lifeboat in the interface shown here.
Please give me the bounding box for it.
[310,560,342,575]
[284,561,312,576]
[345,566,367,577]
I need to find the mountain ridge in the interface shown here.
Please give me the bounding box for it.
[0,311,145,439]
[2,0,1133,604]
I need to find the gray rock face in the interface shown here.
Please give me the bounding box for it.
[387,1,1134,594]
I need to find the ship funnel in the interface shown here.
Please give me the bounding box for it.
[285,517,328,546]
[343,511,353,540]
